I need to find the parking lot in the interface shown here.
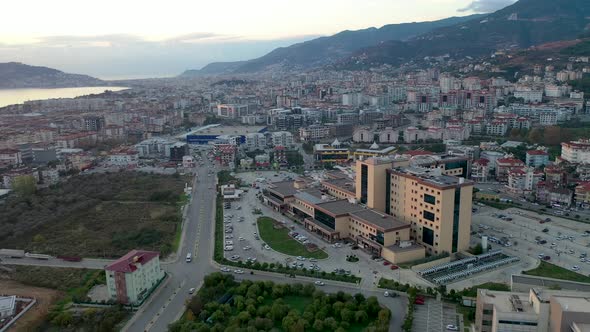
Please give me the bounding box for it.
[472,205,590,277]
[222,171,432,288]
[412,299,462,332]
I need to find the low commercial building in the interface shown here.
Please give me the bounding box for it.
[475,288,590,332]
[105,250,165,305]
[313,143,350,164]
[320,178,356,200]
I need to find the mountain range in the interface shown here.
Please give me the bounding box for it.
[0,62,104,89]
[183,0,590,75]
[180,14,485,76]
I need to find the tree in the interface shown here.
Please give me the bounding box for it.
[377,309,390,325]
[313,319,324,331]
[355,310,368,323]
[340,308,354,322]
[12,175,37,196]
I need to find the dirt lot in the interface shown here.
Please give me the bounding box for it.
[0,280,63,332]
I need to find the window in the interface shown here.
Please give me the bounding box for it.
[424,193,436,204]
[422,227,434,246]
[423,210,435,222]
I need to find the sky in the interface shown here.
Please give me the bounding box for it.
[0,0,517,79]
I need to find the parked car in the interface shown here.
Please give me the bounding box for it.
[314,281,325,286]
[446,325,459,331]
[390,265,399,270]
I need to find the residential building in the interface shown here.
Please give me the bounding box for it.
[337,112,359,125]
[217,104,249,119]
[270,131,294,148]
[507,167,543,194]
[495,158,525,182]
[105,250,165,305]
[575,182,590,209]
[169,142,188,161]
[526,150,549,168]
[108,149,139,167]
[299,125,330,142]
[0,149,22,166]
[471,158,490,182]
[514,90,543,103]
[561,140,590,164]
[244,133,267,151]
[213,143,237,166]
[83,115,105,132]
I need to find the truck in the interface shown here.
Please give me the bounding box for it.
[0,249,25,258]
[25,253,52,260]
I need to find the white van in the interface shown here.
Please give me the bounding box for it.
[186,253,192,262]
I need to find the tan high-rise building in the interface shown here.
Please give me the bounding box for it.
[355,158,392,213]
[388,167,473,255]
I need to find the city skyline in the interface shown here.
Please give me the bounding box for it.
[0,0,516,79]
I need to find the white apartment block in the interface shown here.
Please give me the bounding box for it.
[514,90,543,103]
[353,128,374,143]
[270,131,294,147]
[561,140,590,164]
[244,133,267,151]
[217,104,249,119]
[105,250,164,305]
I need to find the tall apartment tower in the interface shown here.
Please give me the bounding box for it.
[355,158,392,213]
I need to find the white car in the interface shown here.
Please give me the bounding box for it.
[243,246,251,250]
[264,245,271,250]
[238,237,245,241]
[383,291,390,297]
[446,325,459,331]
[234,269,244,274]
[572,265,580,271]
[224,246,234,251]
[220,267,231,272]
[188,288,196,294]
[230,255,240,260]
[314,281,325,286]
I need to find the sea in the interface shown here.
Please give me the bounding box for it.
[0,86,129,108]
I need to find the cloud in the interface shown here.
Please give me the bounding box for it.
[458,0,517,13]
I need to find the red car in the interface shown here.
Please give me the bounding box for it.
[383,261,391,266]
[414,298,425,305]
[390,265,399,270]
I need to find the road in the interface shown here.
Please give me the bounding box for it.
[2,154,406,331]
[125,157,406,331]
[124,158,218,332]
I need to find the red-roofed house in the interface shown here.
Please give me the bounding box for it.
[495,158,525,182]
[507,167,543,194]
[105,250,164,304]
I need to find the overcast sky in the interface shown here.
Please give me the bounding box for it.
[0,0,517,79]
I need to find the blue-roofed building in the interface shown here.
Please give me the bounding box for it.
[179,124,268,145]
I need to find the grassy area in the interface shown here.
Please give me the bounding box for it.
[477,200,521,210]
[171,273,389,332]
[257,216,328,259]
[0,172,185,258]
[524,261,590,283]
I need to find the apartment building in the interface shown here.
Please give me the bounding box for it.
[243,133,267,151]
[0,149,22,167]
[475,288,590,332]
[217,104,249,119]
[575,182,590,209]
[496,158,525,182]
[299,125,330,142]
[526,150,549,168]
[105,250,165,305]
[270,131,294,148]
[561,140,590,164]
